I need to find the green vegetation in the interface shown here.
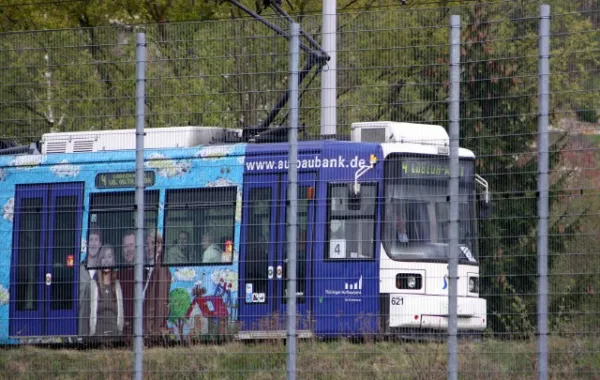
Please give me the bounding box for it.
[168,288,192,336]
[0,338,598,379]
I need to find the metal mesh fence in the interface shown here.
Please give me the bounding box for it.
[0,1,598,379]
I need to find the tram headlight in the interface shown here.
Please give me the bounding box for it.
[407,276,417,289]
[468,276,479,293]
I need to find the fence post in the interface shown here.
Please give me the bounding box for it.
[448,14,461,380]
[134,32,146,380]
[537,4,551,380]
[321,0,337,136]
[286,22,300,380]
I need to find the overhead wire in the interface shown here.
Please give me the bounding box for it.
[0,0,87,7]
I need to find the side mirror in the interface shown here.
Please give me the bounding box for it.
[478,193,492,219]
[475,175,491,218]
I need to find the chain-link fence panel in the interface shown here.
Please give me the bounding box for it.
[0,1,598,379]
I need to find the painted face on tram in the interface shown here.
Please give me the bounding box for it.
[145,233,163,261]
[99,247,115,272]
[122,233,135,264]
[88,232,102,257]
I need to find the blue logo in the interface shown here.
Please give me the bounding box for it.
[442,274,449,290]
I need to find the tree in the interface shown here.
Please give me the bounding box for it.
[452,1,598,336]
[169,287,192,337]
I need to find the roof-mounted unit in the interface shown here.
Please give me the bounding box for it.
[351,121,450,148]
[40,126,242,154]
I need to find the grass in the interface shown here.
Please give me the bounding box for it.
[0,337,599,379]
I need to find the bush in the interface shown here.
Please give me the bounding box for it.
[576,104,599,123]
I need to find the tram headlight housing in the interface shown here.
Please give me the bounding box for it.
[396,273,422,290]
[468,276,479,293]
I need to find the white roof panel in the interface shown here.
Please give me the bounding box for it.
[40,126,242,154]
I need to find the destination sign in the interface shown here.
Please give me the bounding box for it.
[400,160,473,179]
[95,171,155,189]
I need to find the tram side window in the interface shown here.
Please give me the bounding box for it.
[282,186,312,303]
[15,197,42,311]
[164,187,237,266]
[87,191,159,268]
[327,183,377,260]
[244,187,271,302]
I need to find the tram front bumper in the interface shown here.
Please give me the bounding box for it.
[387,294,486,331]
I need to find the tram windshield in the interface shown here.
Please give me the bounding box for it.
[383,156,477,263]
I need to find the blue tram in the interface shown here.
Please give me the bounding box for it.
[0,121,487,344]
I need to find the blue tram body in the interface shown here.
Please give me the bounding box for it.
[0,141,246,343]
[239,142,383,338]
[0,122,487,344]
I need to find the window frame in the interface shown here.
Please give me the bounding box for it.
[325,182,378,261]
[163,186,238,267]
[87,190,160,269]
[381,154,479,264]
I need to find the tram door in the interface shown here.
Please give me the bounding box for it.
[239,173,316,333]
[10,183,84,336]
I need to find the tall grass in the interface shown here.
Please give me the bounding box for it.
[0,337,598,379]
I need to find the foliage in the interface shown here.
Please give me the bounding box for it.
[460,1,599,337]
[576,103,598,123]
[0,29,114,142]
[548,135,600,333]
[168,287,192,334]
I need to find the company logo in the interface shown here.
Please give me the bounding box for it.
[345,276,363,291]
[325,275,363,296]
[442,274,449,290]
